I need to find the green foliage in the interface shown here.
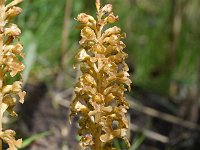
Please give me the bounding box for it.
[130,133,145,150]
[19,131,50,149]
[15,0,199,94]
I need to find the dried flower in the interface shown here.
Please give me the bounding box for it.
[0,130,22,150]
[0,0,25,149]
[70,0,131,149]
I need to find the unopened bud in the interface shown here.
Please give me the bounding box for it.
[4,24,21,36]
[107,13,119,24]
[77,13,95,25]
[102,4,112,13]
[6,7,22,20]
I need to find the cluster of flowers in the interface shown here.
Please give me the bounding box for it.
[70,0,131,149]
[0,0,25,149]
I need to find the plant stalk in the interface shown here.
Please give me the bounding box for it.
[55,0,73,89]
[0,0,5,149]
[94,127,103,150]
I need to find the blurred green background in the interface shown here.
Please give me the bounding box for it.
[19,0,200,94]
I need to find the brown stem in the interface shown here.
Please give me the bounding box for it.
[96,0,100,12]
[197,57,200,105]
[55,0,73,89]
[60,0,73,68]
[168,0,188,97]
[0,0,5,34]
[92,12,103,150]
[94,127,102,150]
[168,0,181,71]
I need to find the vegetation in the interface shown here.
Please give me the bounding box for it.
[70,0,131,149]
[0,0,25,149]
[0,0,199,149]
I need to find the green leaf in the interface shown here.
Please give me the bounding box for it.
[19,131,50,149]
[129,133,145,150]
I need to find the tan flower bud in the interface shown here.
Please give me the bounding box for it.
[102,4,112,13]
[93,94,103,103]
[3,95,17,116]
[81,27,96,40]
[102,26,121,38]
[76,49,90,62]
[6,6,22,20]
[77,13,96,25]
[4,24,21,36]
[0,130,22,150]
[6,0,23,9]
[80,27,97,45]
[107,13,119,24]
[100,128,127,143]
[12,43,24,57]
[80,134,94,147]
[92,45,104,53]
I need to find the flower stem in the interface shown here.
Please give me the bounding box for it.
[93,127,103,150]
[96,0,100,12]
[0,1,5,149]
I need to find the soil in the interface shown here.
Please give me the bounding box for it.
[10,83,200,150]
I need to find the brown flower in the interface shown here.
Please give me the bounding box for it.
[0,130,22,150]
[0,0,25,149]
[70,0,131,149]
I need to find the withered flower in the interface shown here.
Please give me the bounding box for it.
[0,0,25,149]
[70,0,131,149]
